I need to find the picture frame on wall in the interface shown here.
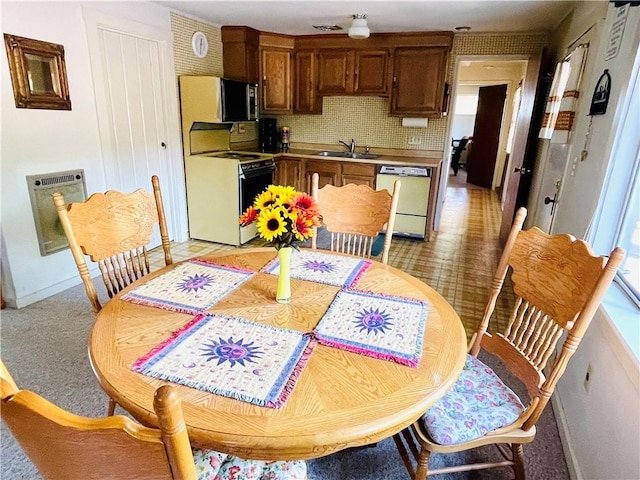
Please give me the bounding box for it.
[589,69,611,116]
[4,33,72,110]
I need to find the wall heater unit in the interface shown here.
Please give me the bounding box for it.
[26,169,87,256]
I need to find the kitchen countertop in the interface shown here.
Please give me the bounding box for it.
[235,141,444,168]
[278,149,443,168]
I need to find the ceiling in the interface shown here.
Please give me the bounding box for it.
[156,0,583,36]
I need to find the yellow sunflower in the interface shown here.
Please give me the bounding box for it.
[253,189,277,210]
[256,207,287,242]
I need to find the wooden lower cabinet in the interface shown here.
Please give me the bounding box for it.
[341,162,376,188]
[303,159,341,191]
[274,157,303,191]
[274,157,378,193]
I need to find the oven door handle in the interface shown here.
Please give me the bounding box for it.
[241,166,275,179]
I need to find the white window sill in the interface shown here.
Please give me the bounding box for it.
[601,282,640,363]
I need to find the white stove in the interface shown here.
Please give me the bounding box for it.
[185,150,276,246]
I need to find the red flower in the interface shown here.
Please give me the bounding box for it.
[239,206,258,226]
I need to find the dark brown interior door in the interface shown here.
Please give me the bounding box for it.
[466,84,508,188]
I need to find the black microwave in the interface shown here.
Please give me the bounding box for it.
[220,78,259,122]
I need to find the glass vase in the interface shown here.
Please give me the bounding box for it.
[276,246,292,304]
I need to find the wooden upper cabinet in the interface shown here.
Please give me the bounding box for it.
[353,50,389,95]
[294,50,321,114]
[318,48,389,96]
[318,49,353,95]
[221,26,260,83]
[389,46,449,117]
[261,47,292,114]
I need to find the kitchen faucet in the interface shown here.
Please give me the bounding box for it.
[339,139,356,152]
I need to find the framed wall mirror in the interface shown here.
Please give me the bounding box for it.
[4,34,71,110]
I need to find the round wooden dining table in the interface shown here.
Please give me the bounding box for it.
[89,247,466,461]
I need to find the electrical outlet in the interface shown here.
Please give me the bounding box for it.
[408,136,421,145]
[584,362,593,392]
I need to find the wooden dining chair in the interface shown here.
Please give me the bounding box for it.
[0,360,308,480]
[53,175,173,416]
[310,172,401,265]
[393,207,625,480]
[53,175,173,315]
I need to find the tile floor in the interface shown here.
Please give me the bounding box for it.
[150,169,514,340]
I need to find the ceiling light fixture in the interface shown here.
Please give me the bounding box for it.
[348,14,370,39]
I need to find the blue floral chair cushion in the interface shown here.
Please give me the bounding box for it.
[193,449,307,480]
[421,354,525,446]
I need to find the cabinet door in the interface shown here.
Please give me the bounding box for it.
[275,158,302,191]
[389,47,448,117]
[341,162,376,188]
[318,49,354,95]
[294,50,321,114]
[222,27,260,83]
[353,50,389,95]
[261,48,292,114]
[304,159,341,191]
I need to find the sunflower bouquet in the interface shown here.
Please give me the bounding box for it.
[239,185,321,250]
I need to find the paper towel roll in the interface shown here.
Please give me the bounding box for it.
[401,117,429,128]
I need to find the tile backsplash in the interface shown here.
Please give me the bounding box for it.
[170,13,547,152]
[277,97,447,151]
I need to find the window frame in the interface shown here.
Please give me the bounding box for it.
[588,44,640,359]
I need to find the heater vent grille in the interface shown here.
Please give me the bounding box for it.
[26,169,87,256]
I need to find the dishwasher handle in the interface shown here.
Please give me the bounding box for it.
[379,165,431,177]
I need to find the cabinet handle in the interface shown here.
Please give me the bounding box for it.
[393,76,397,87]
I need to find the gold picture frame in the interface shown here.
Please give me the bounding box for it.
[4,34,71,110]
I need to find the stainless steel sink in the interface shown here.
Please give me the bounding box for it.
[315,151,378,160]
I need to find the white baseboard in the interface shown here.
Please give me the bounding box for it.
[14,275,83,309]
[551,392,582,480]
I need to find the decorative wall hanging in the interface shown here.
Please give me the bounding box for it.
[4,33,71,110]
[589,69,611,115]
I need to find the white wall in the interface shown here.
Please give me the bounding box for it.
[546,4,640,479]
[1,1,175,307]
[551,4,639,238]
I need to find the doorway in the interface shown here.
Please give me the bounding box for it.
[447,59,527,191]
[436,55,542,245]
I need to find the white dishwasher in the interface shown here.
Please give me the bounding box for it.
[376,165,431,239]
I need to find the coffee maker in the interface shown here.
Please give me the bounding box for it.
[258,117,278,153]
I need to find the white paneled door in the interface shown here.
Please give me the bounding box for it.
[83,8,186,246]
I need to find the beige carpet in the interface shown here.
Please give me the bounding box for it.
[1,171,569,479]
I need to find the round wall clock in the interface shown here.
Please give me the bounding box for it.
[191,31,208,58]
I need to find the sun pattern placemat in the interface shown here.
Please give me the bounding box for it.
[312,289,428,367]
[132,313,316,408]
[121,258,255,314]
[262,249,372,288]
